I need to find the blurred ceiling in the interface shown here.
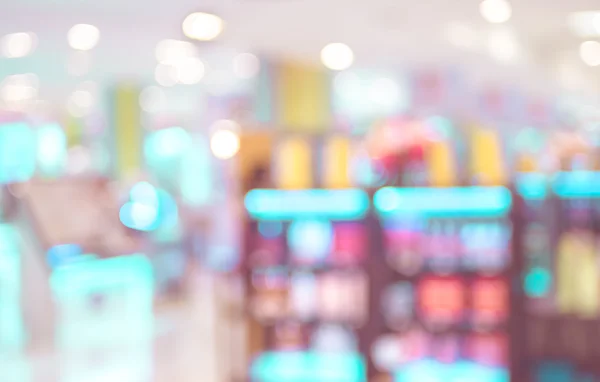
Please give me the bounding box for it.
[1,0,600,102]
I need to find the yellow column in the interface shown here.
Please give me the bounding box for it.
[276,136,312,189]
[516,154,537,173]
[277,62,329,133]
[64,115,82,147]
[471,129,506,185]
[112,83,142,180]
[323,136,352,188]
[238,132,274,190]
[426,140,455,187]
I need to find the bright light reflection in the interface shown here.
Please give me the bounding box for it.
[1,32,36,58]
[321,43,354,71]
[210,128,240,159]
[568,12,600,38]
[67,24,100,51]
[182,12,224,41]
[580,40,600,67]
[480,0,512,24]
[0,73,39,104]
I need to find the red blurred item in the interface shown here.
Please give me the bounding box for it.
[465,334,508,367]
[471,277,509,325]
[331,223,367,265]
[418,276,465,324]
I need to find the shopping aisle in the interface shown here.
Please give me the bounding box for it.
[1,270,236,382]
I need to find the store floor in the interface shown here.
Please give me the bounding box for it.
[1,272,244,382]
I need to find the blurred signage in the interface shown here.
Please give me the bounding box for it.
[20,178,140,255]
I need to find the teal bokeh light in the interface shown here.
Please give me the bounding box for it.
[287,219,333,262]
[120,182,179,234]
[144,127,190,161]
[516,173,547,200]
[525,267,552,298]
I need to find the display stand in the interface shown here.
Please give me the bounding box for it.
[242,188,370,381]
[369,186,515,381]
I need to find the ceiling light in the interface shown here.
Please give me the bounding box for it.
[0,73,39,103]
[182,12,224,41]
[210,127,240,159]
[321,43,354,71]
[568,12,600,38]
[1,32,36,58]
[580,40,600,66]
[233,53,260,79]
[480,0,512,24]
[68,24,100,51]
